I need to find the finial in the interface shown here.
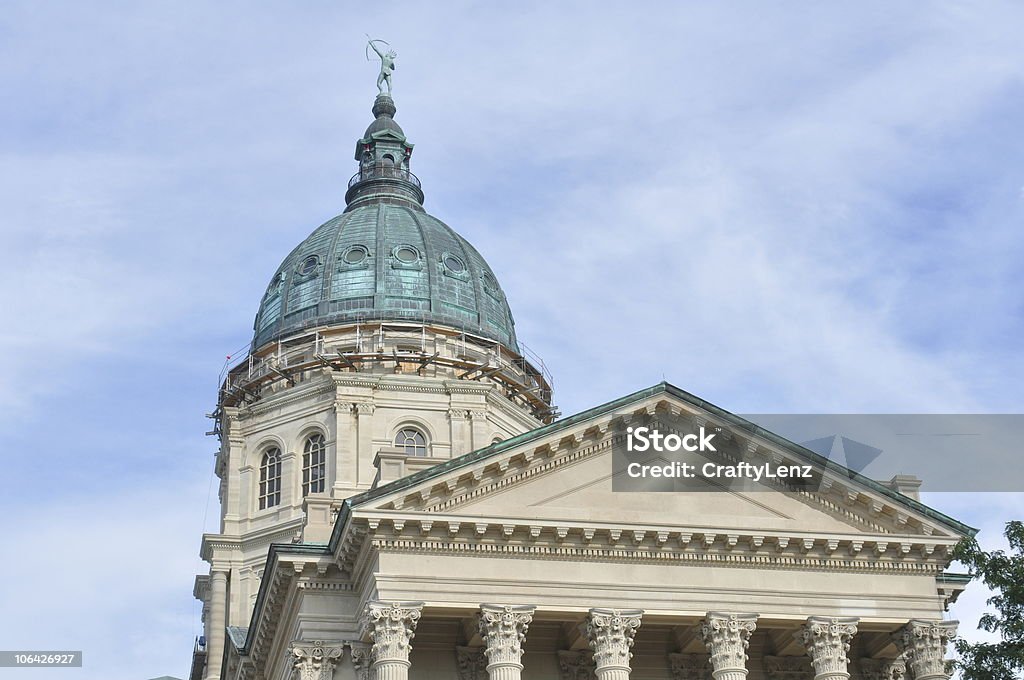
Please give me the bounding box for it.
[365,35,397,97]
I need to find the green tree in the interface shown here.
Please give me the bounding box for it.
[953,520,1024,679]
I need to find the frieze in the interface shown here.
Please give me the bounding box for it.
[361,527,947,576]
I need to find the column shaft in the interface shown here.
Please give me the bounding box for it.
[374,659,412,680]
[204,568,229,680]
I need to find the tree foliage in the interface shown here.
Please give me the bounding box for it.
[952,521,1024,679]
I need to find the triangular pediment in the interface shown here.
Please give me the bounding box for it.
[348,383,972,562]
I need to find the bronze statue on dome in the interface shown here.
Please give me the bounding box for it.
[365,36,396,96]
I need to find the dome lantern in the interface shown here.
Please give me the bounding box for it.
[345,94,424,210]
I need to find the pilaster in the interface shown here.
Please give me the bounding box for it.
[469,409,488,451]
[354,402,376,486]
[289,640,344,680]
[668,653,712,680]
[348,641,372,680]
[558,649,596,680]
[334,398,357,487]
[448,408,470,457]
[456,646,487,680]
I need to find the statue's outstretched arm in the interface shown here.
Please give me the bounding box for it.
[368,40,385,58]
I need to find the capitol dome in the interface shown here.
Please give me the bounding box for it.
[252,95,518,350]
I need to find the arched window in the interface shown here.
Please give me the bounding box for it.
[259,447,282,509]
[303,434,327,496]
[395,427,427,456]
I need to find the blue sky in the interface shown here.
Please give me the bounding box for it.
[0,2,1022,678]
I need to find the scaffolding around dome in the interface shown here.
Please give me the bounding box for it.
[215,319,557,429]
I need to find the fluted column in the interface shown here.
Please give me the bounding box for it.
[203,567,229,680]
[479,604,536,680]
[700,612,758,680]
[795,616,859,680]
[583,608,644,680]
[360,601,424,680]
[893,620,957,680]
[290,640,344,680]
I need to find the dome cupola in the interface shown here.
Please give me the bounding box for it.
[251,94,518,352]
[231,47,554,425]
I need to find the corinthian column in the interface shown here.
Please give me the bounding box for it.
[290,640,344,680]
[583,608,644,680]
[699,612,758,680]
[478,604,536,680]
[795,616,859,680]
[360,601,424,680]
[893,620,957,680]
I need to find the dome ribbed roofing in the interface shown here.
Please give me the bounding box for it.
[252,202,517,349]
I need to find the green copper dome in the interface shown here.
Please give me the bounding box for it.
[252,96,517,350]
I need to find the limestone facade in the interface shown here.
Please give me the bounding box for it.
[196,382,968,680]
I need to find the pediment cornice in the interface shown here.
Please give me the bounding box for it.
[363,399,959,541]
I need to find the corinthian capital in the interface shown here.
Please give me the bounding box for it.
[700,611,758,677]
[456,646,487,680]
[858,657,906,680]
[583,608,644,671]
[478,604,536,667]
[359,601,424,663]
[354,402,376,415]
[347,642,372,680]
[289,640,344,680]
[893,620,957,680]
[795,616,859,679]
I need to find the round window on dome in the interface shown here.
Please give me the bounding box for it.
[342,246,368,265]
[394,246,419,264]
[298,255,319,275]
[443,254,466,273]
